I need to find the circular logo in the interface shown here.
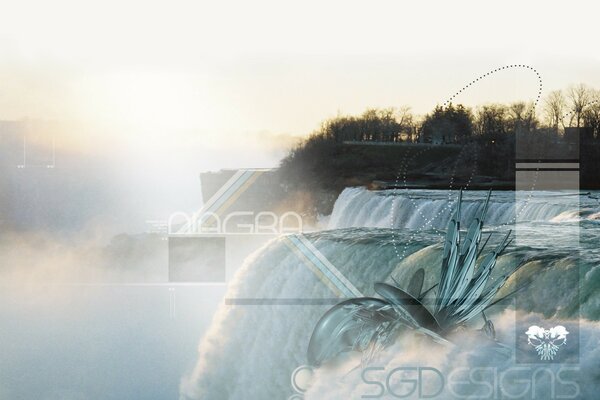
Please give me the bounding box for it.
[290,365,314,394]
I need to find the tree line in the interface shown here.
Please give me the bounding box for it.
[278,83,600,200]
[317,83,600,144]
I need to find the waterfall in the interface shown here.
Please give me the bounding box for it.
[181,188,600,399]
[328,187,596,229]
[180,229,437,399]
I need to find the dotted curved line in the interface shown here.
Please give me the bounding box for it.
[405,143,479,232]
[390,64,543,258]
[561,99,600,125]
[448,65,544,231]
[400,147,459,228]
[390,125,476,260]
[492,99,600,229]
[444,64,544,230]
[443,64,542,108]
[488,66,545,231]
[390,148,439,260]
[392,145,467,257]
[457,66,543,230]
[391,142,479,260]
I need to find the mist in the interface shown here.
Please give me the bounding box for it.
[0,122,298,399]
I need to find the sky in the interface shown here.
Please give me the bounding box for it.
[1,3,600,399]
[1,0,600,138]
[1,0,600,233]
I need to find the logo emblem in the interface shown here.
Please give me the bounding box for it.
[289,365,314,399]
[525,325,569,360]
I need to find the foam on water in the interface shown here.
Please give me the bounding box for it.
[181,189,600,399]
[328,187,600,229]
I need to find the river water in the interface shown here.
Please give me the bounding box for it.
[183,188,600,399]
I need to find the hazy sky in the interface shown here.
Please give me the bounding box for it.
[1,0,600,137]
[2,0,600,231]
[1,5,600,397]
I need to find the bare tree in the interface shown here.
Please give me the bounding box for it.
[543,90,566,131]
[395,105,414,128]
[509,101,527,123]
[567,84,592,127]
[394,106,415,142]
[509,101,537,132]
[582,89,600,138]
[474,104,508,136]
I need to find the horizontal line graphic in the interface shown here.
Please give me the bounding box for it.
[517,168,580,171]
[515,159,579,163]
[516,163,579,169]
[224,298,517,306]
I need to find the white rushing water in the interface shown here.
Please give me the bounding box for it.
[328,187,600,229]
[182,188,600,399]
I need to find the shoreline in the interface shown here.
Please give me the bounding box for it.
[369,179,516,191]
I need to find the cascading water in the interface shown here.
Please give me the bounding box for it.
[180,229,438,399]
[182,188,600,400]
[328,187,600,229]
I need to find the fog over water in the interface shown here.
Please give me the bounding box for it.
[0,130,293,399]
[2,138,599,400]
[184,189,600,399]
